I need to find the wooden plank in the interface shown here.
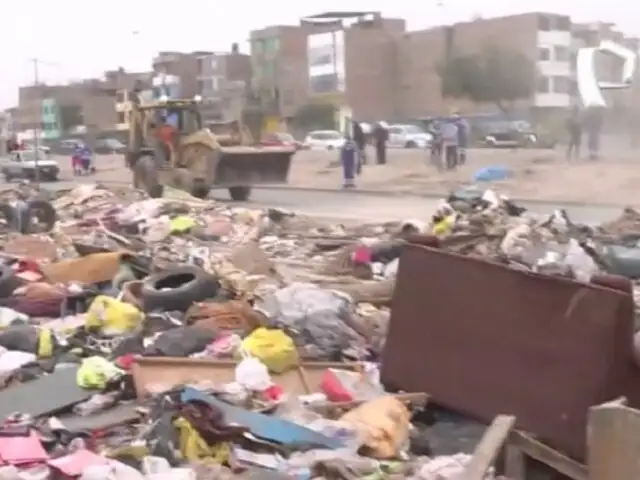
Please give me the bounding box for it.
[464,415,515,480]
[510,431,588,480]
[588,400,640,480]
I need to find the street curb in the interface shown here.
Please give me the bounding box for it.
[251,185,625,209]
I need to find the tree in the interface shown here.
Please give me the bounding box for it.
[439,45,535,112]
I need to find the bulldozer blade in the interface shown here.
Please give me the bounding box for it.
[212,148,294,187]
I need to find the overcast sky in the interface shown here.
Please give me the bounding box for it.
[3,0,638,109]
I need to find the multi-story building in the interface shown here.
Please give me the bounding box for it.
[250,12,405,120]
[17,69,150,136]
[399,12,575,118]
[196,44,252,122]
[152,51,202,100]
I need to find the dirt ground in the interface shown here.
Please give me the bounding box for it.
[69,144,640,205]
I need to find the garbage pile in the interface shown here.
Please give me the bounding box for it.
[0,182,636,478]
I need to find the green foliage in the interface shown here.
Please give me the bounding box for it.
[439,46,535,110]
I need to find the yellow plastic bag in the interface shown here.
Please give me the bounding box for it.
[76,356,124,389]
[170,215,197,234]
[85,296,143,337]
[240,328,298,373]
[173,417,229,462]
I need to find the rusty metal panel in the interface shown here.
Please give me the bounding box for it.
[381,243,636,460]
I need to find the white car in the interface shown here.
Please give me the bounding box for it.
[387,124,433,149]
[303,130,346,151]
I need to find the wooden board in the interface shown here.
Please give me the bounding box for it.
[132,357,361,399]
[588,398,640,480]
[464,415,515,480]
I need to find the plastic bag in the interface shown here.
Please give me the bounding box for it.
[234,352,271,391]
[564,238,599,282]
[85,296,143,337]
[240,327,298,373]
[253,283,361,359]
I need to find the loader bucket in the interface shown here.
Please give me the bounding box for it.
[211,147,294,187]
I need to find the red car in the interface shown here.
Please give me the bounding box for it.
[259,132,302,150]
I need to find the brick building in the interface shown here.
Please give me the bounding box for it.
[250,12,405,120]
[16,69,150,137]
[252,12,640,122]
[196,45,252,122]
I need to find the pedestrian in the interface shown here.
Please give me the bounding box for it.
[428,119,443,171]
[373,121,389,165]
[440,118,459,170]
[340,133,358,189]
[452,113,469,165]
[566,107,582,160]
[352,121,366,173]
[583,106,603,160]
[72,144,84,175]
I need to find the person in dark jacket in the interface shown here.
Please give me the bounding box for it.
[352,121,366,171]
[566,107,582,160]
[452,113,469,165]
[340,133,358,188]
[373,122,389,165]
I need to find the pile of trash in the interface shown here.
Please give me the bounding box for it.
[0,182,636,479]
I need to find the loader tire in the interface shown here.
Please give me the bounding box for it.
[228,186,251,202]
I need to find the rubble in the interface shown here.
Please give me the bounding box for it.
[0,181,637,478]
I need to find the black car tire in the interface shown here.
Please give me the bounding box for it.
[141,265,220,312]
[20,200,57,234]
[0,264,23,298]
[228,186,251,201]
[0,203,15,232]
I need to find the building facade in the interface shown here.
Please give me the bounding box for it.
[196,45,252,122]
[250,12,405,120]
[40,98,60,139]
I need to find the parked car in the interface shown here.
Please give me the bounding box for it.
[50,139,85,156]
[303,130,346,150]
[1,149,60,182]
[95,138,127,154]
[480,121,556,149]
[260,132,302,150]
[21,141,50,154]
[387,124,433,149]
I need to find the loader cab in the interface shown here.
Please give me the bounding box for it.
[153,103,202,135]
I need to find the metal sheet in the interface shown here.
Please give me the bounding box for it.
[381,242,637,460]
[0,366,92,419]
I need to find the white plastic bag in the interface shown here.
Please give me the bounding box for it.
[234,351,271,391]
[564,238,599,282]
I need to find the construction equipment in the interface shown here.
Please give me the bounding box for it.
[126,96,294,201]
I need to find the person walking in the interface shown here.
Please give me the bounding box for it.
[428,119,443,171]
[340,133,358,189]
[566,107,582,160]
[452,113,469,165]
[352,121,367,173]
[373,121,389,165]
[440,118,459,170]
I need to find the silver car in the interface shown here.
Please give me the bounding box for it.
[1,149,60,182]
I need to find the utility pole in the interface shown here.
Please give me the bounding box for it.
[29,58,41,185]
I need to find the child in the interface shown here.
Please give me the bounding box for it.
[340,134,358,189]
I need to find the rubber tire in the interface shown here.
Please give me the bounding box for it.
[148,184,164,198]
[141,265,220,312]
[20,200,57,233]
[405,141,418,148]
[192,179,210,199]
[0,203,15,231]
[0,265,22,299]
[228,186,251,201]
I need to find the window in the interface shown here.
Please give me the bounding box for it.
[537,76,550,93]
[252,39,264,54]
[210,57,218,70]
[554,46,569,62]
[388,127,402,135]
[555,16,570,31]
[405,125,425,134]
[266,37,280,54]
[117,112,126,124]
[197,58,206,75]
[552,76,571,93]
[539,48,551,61]
[538,15,551,31]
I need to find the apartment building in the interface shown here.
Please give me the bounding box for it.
[250,12,405,120]
[17,69,150,136]
[152,51,202,100]
[399,12,576,118]
[196,44,252,122]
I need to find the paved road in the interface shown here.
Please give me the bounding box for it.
[12,179,624,224]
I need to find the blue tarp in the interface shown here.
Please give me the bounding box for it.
[472,166,510,182]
